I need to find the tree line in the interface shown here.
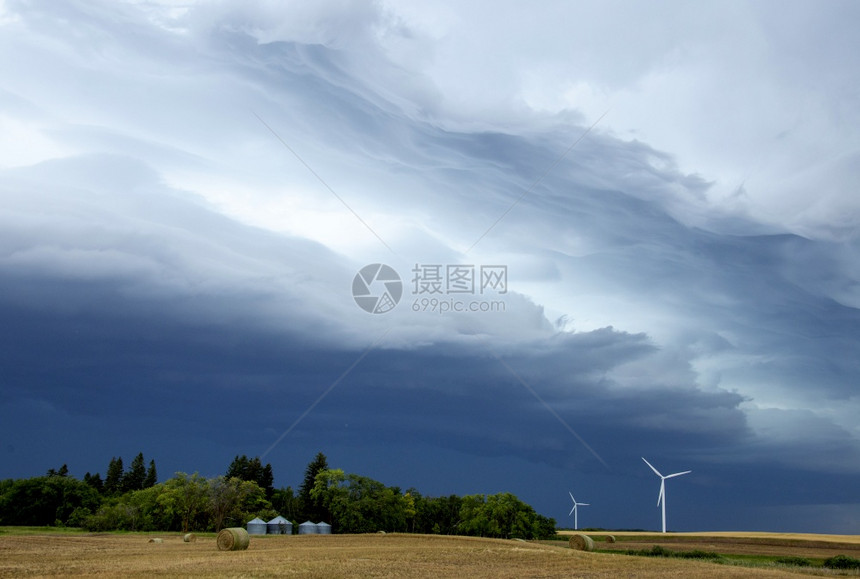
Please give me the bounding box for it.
[0,452,556,539]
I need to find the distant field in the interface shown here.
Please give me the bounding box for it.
[557,530,860,559]
[0,531,842,578]
[558,531,860,543]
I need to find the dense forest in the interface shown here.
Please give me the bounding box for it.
[0,452,556,540]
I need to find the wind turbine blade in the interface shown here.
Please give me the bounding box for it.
[665,470,692,479]
[579,503,590,506]
[569,505,575,516]
[569,492,576,503]
[657,481,664,507]
[641,457,663,477]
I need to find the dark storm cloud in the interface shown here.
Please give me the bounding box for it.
[0,264,751,475]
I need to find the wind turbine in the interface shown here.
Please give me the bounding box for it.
[641,457,691,533]
[568,491,589,530]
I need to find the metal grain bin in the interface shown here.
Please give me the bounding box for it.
[246,517,267,535]
[298,520,317,535]
[267,515,291,535]
[316,521,332,535]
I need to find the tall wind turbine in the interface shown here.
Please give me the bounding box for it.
[641,457,691,533]
[568,491,589,530]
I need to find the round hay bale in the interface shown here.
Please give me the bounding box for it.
[568,534,594,551]
[183,533,197,543]
[148,538,163,544]
[605,535,616,543]
[217,527,250,551]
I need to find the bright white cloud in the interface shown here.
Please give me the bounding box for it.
[378,0,860,239]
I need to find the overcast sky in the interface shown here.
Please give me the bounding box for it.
[2,0,859,533]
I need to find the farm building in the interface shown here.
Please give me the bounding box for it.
[267,516,292,535]
[246,517,267,535]
[298,521,317,535]
[316,522,331,534]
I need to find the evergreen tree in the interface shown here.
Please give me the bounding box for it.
[225,455,274,499]
[299,452,328,521]
[124,453,147,492]
[245,457,263,486]
[226,455,250,480]
[104,457,124,495]
[260,463,274,500]
[144,459,158,488]
[46,464,69,477]
[83,472,104,494]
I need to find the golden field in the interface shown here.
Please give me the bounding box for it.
[5,531,859,578]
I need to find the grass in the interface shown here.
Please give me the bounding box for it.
[551,531,860,575]
[615,545,724,559]
[601,545,827,568]
[773,556,813,567]
[558,530,860,546]
[592,543,860,575]
[0,526,88,535]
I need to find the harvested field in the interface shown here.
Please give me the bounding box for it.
[0,532,819,578]
[557,531,860,559]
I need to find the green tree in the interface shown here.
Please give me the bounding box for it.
[209,476,260,532]
[85,501,141,532]
[413,494,462,534]
[403,491,417,532]
[456,493,556,540]
[83,472,104,495]
[0,476,100,526]
[458,494,498,537]
[260,463,274,499]
[299,452,328,521]
[123,453,147,493]
[104,457,124,496]
[162,472,209,532]
[144,459,158,488]
[226,455,250,479]
[126,484,170,531]
[309,469,348,528]
[271,486,301,522]
[226,455,274,499]
[234,479,272,527]
[310,469,411,533]
[46,464,69,477]
[81,473,274,533]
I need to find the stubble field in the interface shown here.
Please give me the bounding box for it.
[2,531,859,578]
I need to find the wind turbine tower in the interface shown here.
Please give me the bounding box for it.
[641,457,691,533]
[568,491,589,531]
